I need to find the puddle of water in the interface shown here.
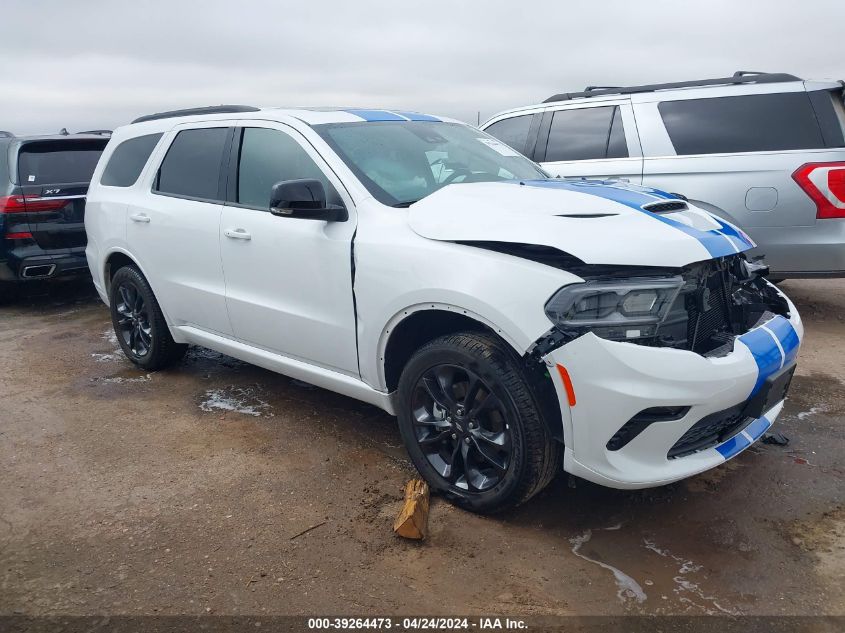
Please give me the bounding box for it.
[91,327,123,362]
[100,373,152,384]
[643,538,739,615]
[199,386,274,417]
[570,528,647,605]
[567,525,741,615]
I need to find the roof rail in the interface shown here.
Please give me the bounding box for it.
[543,71,802,103]
[0,131,13,138]
[131,105,260,124]
[77,130,113,136]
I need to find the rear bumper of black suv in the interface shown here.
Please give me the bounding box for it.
[0,249,90,282]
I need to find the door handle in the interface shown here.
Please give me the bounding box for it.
[129,213,150,223]
[224,228,252,240]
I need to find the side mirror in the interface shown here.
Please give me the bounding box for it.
[269,179,347,221]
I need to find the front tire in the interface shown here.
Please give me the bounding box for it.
[396,331,561,514]
[109,266,186,370]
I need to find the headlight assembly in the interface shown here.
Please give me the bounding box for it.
[545,276,684,341]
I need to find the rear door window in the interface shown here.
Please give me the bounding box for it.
[17,140,106,184]
[544,106,628,162]
[155,127,229,201]
[483,114,534,154]
[100,133,163,187]
[659,93,829,155]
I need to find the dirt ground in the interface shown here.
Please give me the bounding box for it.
[0,278,842,617]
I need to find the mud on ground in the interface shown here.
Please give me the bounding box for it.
[0,279,842,616]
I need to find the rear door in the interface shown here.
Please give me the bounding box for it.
[15,139,107,254]
[532,101,643,182]
[126,122,234,336]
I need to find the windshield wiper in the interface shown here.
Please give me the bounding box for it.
[391,200,419,208]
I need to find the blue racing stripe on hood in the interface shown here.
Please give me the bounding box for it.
[519,179,754,259]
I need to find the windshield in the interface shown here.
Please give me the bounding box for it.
[315,121,547,206]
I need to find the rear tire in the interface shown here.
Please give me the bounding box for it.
[109,266,186,370]
[396,331,561,514]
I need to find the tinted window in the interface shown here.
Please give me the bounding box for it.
[607,106,628,158]
[17,140,106,184]
[483,115,533,154]
[659,93,827,155]
[155,127,229,200]
[237,128,337,209]
[545,106,627,161]
[100,133,162,187]
[808,89,845,148]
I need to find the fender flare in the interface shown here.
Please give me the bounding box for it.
[375,301,528,392]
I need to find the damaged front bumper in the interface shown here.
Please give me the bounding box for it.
[541,285,803,489]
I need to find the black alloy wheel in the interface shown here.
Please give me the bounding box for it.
[411,364,511,491]
[397,331,561,513]
[108,265,187,370]
[114,280,152,358]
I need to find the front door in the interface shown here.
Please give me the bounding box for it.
[220,123,359,376]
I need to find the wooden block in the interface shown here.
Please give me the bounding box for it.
[393,478,430,540]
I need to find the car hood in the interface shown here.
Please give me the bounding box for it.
[408,179,755,268]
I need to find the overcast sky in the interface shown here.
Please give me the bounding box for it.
[1,0,842,135]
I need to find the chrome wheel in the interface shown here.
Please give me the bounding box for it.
[410,364,511,492]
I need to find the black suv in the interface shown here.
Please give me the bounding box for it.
[0,130,109,288]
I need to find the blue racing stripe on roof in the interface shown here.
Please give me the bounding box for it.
[519,179,752,258]
[395,111,441,122]
[344,109,407,121]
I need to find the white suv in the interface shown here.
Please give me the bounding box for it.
[86,105,803,512]
[481,71,845,279]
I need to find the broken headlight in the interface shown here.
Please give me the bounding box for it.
[545,276,684,341]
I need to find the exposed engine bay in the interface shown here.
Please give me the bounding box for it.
[468,242,790,357]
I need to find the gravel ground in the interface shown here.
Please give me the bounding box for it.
[0,278,842,617]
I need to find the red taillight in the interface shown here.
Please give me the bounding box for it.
[792,162,845,219]
[0,195,68,214]
[0,195,28,213]
[4,232,33,240]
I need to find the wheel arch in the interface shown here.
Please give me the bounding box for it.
[103,249,143,296]
[378,304,565,443]
[379,304,522,392]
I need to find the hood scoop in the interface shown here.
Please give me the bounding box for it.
[642,200,688,213]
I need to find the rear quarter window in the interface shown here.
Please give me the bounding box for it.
[17,140,106,184]
[659,93,828,155]
[100,133,163,187]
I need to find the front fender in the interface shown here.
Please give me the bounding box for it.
[353,217,579,391]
